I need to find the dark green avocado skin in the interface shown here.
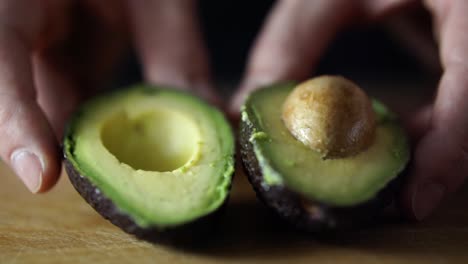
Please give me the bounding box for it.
[64,158,229,245]
[239,119,404,233]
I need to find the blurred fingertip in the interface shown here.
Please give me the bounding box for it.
[412,181,445,221]
[196,84,222,108]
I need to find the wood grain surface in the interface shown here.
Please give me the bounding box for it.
[1,160,468,264]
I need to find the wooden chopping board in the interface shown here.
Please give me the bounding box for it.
[1,160,468,264]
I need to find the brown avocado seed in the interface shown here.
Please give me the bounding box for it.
[282,76,376,159]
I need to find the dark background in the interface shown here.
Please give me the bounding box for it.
[200,1,424,82]
[118,1,440,112]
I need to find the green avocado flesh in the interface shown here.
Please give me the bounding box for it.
[64,86,234,229]
[242,83,409,206]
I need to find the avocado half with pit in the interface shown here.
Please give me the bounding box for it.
[239,76,410,231]
[63,86,234,239]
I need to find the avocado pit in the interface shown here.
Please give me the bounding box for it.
[282,76,376,159]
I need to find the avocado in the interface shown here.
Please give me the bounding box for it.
[63,85,235,240]
[239,78,409,231]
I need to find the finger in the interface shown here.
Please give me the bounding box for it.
[229,0,357,116]
[33,54,80,138]
[404,104,432,141]
[34,0,128,138]
[127,0,219,104]
[402,0,468,220]
[0,1,61,193]
[230,0,416,117]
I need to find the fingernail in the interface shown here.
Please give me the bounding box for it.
[412,182,445,221]
[10,149,43,193]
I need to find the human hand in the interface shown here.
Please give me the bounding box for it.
[230,0,468,221]
[0,0,216,193]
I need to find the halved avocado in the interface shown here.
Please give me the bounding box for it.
[63,85,234,240]
[239,82,409,231]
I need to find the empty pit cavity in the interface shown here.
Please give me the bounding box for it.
[101,109,200,172]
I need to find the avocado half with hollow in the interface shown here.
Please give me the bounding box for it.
[239,76,409,231]
[63,85,234,239]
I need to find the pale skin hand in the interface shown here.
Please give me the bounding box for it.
[230,0,468,221]
[2,0,466,223]
[0,0,216,193]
